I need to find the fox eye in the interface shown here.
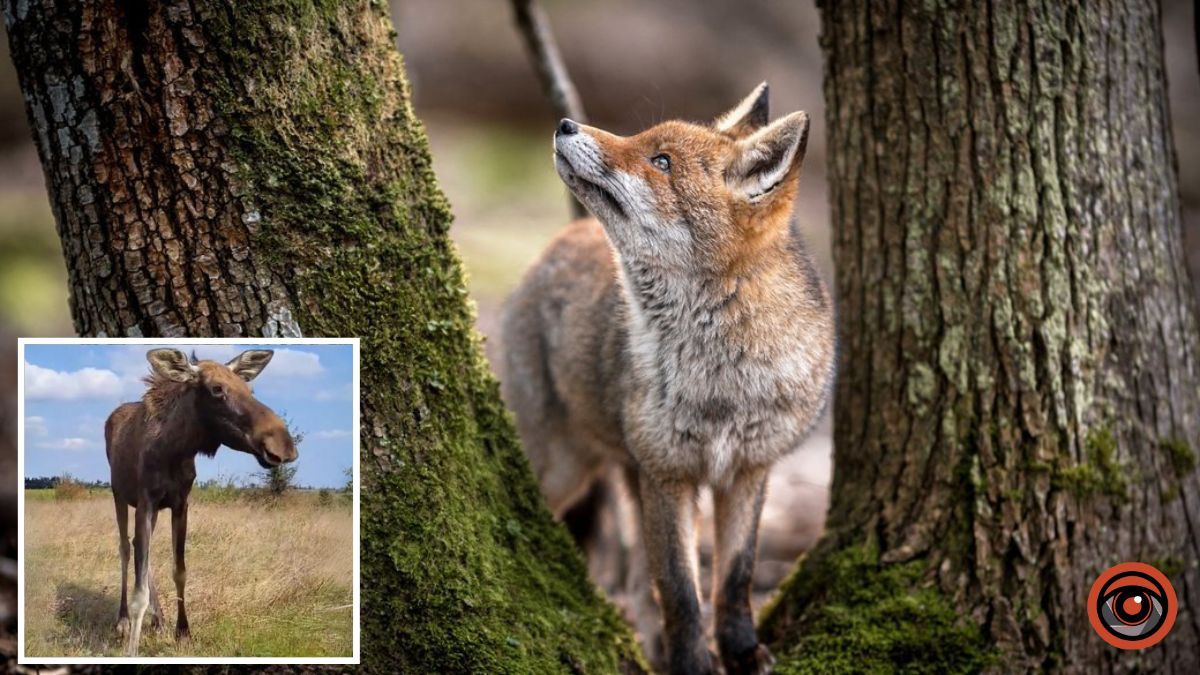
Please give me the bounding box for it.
[650,154,671,173]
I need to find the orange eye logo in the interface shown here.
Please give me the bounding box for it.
[1087,562,1177,649]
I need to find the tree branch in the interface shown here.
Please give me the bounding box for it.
[511,0,588,219]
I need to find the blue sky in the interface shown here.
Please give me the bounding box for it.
[22,342,355,488]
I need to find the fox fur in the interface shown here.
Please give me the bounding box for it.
[500,83,836,675]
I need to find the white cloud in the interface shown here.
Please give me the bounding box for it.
[182,346,323,378]
[313,429,351,439]
[25,416,47,437]
[36,437,91,451]
[108,345,322,393]
[262,349,323,378]
[74,414,105,436]
[24,362,123,401]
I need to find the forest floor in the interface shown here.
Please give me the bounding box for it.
[21,490,353,658]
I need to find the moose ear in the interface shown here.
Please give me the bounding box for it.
[714,82,769,137]
[226,350,274,382]
[146,348,197,383]
[726,111,809,203]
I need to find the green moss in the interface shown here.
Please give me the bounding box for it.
[197,2,644,672]
[1052,426,1128,501]
[759,545,992,674]
[1164,484,1181,503]
[1159,436,1193,505]
[1149,555,1185,579]
[1025,460,1052,473]
[1160,436,1196,475]
[1053,464,1103,497]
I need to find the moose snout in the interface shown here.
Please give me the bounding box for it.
[257,427,297,465]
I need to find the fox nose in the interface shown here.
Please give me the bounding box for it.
[557,118,579,137]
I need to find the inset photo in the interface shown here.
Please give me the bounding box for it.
[17,338,359,664]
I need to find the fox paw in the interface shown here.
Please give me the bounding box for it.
[723,643,776,675]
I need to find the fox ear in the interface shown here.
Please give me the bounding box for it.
[727,111,809,203]
[714,82,769,137]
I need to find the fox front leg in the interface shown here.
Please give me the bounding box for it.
[713,465,774,674]
[637,476,718,675]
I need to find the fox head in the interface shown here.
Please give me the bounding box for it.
[553,83,809,274]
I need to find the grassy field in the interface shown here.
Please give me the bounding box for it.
[22,489,353,658]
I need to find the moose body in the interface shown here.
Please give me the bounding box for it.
[105,348,297,656]
[501,84,836,674]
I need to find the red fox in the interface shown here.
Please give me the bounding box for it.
[500,83,836,674]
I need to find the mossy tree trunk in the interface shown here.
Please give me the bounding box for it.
[761,1,1200,672]
[3,1,643,671]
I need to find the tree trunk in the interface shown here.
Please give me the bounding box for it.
[761,1,1200,672]
[3,1,643,671]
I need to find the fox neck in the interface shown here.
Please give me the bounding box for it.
[614,230,796,372]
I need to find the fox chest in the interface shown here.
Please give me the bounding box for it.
[620,336,812,485]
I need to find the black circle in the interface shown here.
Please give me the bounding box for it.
[1111,588,1152,625]
[1095,571,1168,641]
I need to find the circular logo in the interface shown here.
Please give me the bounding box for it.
[1087,562,1177,649]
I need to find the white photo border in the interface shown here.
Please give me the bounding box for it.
[17,336,361,666]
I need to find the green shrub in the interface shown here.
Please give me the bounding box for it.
[193,476,242,504]
[54,476,86,501]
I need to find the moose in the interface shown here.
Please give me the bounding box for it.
[105,348,298,656]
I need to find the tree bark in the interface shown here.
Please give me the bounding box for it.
[761,1,1200,672]
[3,1,643,671]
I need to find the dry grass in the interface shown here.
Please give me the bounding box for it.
[22,491,353,658]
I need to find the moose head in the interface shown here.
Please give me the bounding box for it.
[145,348,298,469]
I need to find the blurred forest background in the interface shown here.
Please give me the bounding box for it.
[0,0,1198,639]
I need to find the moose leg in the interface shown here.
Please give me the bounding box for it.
[638,475,715,675]
[147,510,163,631]
[712,466,773,675]
[114,498,130,638]
[172,503,190,640]
[126,504,153,656]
